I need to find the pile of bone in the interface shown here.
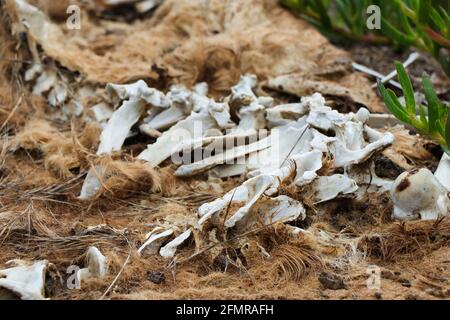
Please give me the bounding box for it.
[76,74,449,259]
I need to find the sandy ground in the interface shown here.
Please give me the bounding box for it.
[0,0,449,300]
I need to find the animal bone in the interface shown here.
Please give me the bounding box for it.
[266,102,309,128]
[159,229,192,258]
[329,126,395,168]
[79,96,144,200]
[138,97,233,166]
[229,74,258,107]
[312,174,358,203]
[390,168,449,220]
[79,80,167,199]
[76,247,108,286]
[234,103,268,133]
[140,84,193,133]
[347,163,394,192]
[175,133,271,177]
[137,228,174,255]
[261,195,306,224]
[89,103,114,126]
[194,91,393,236]
[106,80,169,108]
[228,74,272,133]
[0,260,48,300]
[135,0,164,13]
[435,153,450,191]
[198,165,294,228]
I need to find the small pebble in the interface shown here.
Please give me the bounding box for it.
[148,271,165,284]
[318,272,346,290]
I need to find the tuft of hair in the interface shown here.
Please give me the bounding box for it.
[266,241,322,283]
[358,219,450,262]
[92,158,161,199]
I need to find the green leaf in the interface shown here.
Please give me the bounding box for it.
[445,109,450,150]
[395,62,416,114]
[378,80,411,124]
[422,74,440,134]
[381,17,415,46]
[309,0,331,28]
[430,8,446,31]
[418,104,428,128]
[418,0,431,24]
[336,0,354,32]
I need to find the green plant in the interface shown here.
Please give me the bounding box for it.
[281,0,450,75]
[378,62,450,155]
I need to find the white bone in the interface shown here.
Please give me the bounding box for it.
[312,174,358,203]
[198,166,294,228]
[138,99,233,166]
[434,153,450,191]
[97,100,144,155]
[390,168,449,220]
[373,52,420,88]
[0,260,48,300]
[347,163,393,192]
[89,103,114,124]
[285,225,306,236]
[246,120,313,177]
[141,85,192,132]
[159,229,192,258]
[193,82,209,96]
[106,80,169,108]
[266,103,309,128]
[79,81,151,200]
[48,82,67,107]
[194,90,394,232]
[230,74,258,106]
[329,128,394,168]
[261,195,306,224]
[291,150,324,186]
[135,0,163,13]
[76,247,107,286]
[79,99,144,200]
[175,134,271,177]
[24,63,42,82]
[234,103,267,133]
[137,228,174,255]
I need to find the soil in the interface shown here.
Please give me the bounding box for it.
[0,1,449,301]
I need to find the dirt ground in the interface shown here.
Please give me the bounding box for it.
[0,0,449,300]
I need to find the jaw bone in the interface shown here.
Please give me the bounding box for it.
[0,260,48,300]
